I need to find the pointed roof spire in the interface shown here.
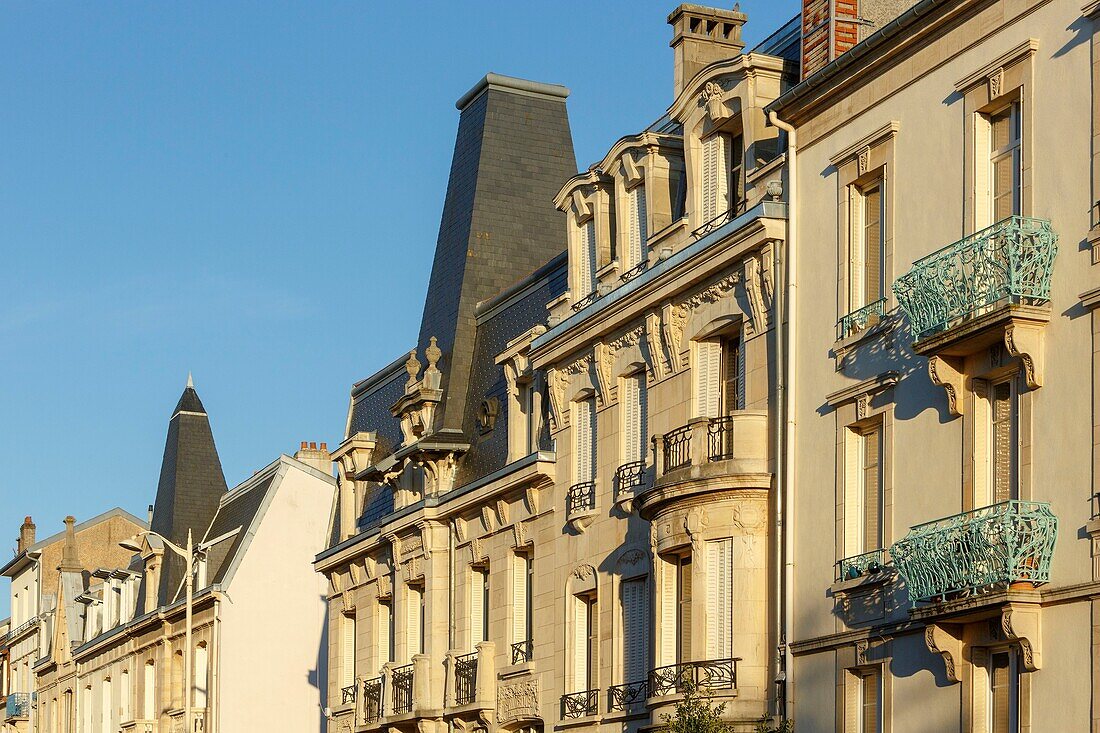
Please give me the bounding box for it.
[173,373,206,415]
[59,515,82,572]
[186,371,194,389]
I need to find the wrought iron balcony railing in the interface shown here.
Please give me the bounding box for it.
[619,260,649,283]
[1,616,38,645]
[836,548,889,582]
[4,693,31,720]
[391,663,414,715]
[837,298,887,340]
[890,500,1058,604]
[607,679,649,711]
[706,416,738,461]
[567,481,596,515]
[649,658,739,697]
[572,290,602,312]
[560,689,599,719]
[454,652,478,706]
[511,639,532,665]
[692,200,748,240]
[662,424,692,473]
[614,460,648,500]
[341,684,357,706]
[363,677,384,723]
[892,216,1058,339]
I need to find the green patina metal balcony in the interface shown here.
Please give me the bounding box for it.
[892,216,1057,339]
[890,500,1057,604]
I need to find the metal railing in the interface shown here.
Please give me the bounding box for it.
[648,658,739,697]
[5,693,31,720]
[691,200,748,240]
[608,679,649,711]
[363,676,384,723]
[511,639,532,665]
[662,424,692,473]
[391,663,414,715]
[560,689,599,719]
[341,684,357,706]
[572,290,602,312]
[706,416,738,461]
[1,616,38,645]
[454,652,478,706]
[889,500,1058,604]
[837,298,887,340]
[567,482,596,515]
[892,216,1057,339]
[619,260,648,283]
[836,548,889,582]
[614,460,648,500]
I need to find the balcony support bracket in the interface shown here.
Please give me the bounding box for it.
[923,622,963,684]
[927,355,966,417]
[1003,321,1044,389]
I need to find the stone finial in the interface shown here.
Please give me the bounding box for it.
[59,515,81,572]
[425,337,442,373]
[405,349,422,387]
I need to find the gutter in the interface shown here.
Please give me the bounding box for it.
[768,109,797,725]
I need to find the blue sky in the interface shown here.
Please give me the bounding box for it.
[0,1,798,617]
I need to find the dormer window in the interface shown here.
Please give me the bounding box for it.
[700,132,745,224]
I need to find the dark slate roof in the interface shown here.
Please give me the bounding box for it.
[149,383,228,605]
[202,469,278,587]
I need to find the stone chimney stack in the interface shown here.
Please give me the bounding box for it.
[668,4,747,97]
[17,516,35,552]
[60,515,82,572]
[801,0,918,80]
[295,441,333,476]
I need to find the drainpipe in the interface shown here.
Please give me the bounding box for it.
[768,108,797,725]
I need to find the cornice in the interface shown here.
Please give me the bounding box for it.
[828,122,901,166]
[953,38,1039,92]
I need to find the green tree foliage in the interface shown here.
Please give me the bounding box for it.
[662,683,731,733]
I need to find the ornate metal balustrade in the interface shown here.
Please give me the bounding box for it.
[363,677,384,723]
[607,679,649,711]
[567,482,596,515]
[560,689,599,719]
[837,298,886,340]
[619,260,649,283]
[836,548,889,582]
[706,416,738,461]
[889,500,1057,604]
[662,425,692,473]
[692,200,748,240]
[454,652,478,706]
[391,663,414,715]
[892,216,1057,339]
[0,616,38,644]
[614,460,648,500]
[648,658,739,697]
[4,693,30,720]
[572,290,602,312]
[341,684,357,706]
[511,639,532,665]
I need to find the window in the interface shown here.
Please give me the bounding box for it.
[573,397,597,484]
[989,651,1019,733]
[471,566,489,647]
[989,380,1018,505]
[194,643,208,708]
[621,373,648,465]
[406,584,424,658]
[378,600,393,666]
[142,661,155,720]
[850,180,885,311]
[512,553,532,649]
[845,423,884,557]
[695,335,743,418]
[676,555,692,663]
[621,577,649,684]
[575,219,597,299]
[730,134,745,211]
[990,102,1021,222]
[852,667,882,733]
[625,184,648,270]
[701,133,731,221]
[573,594,597,691]
[705,540,733,660]
[340,612,357,689]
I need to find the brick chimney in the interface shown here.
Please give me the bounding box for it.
[801,0,918,80]
[295,441,333,476]
[17,516,35,552]
[668,3,747,97]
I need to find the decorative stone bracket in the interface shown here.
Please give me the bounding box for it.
[923,602,1042,684]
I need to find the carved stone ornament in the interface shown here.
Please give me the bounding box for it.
[616,548,646,570]
[1004,322,1043,389]
[742,255,773,334]
[425,336,442,372]
[855,640,869,666]
[700,80,731,122]
[662,304,689,371]
[594,342,613,406]
[645,312,669,380]
[525,485,541,515]
[481,505,495,532]
[683,273,740,310]
[418,522,433,559]
[402,556,424,581]
[453,516,468,543]
[548,367,568,430]
[609,327,644,353]
[856,394,870,421]
[469,537,488,566]
[924,623,962,684]
[405,349,422,388]
[478,397,501,434]
[857,146,871,176]
[376,573,393,600]
[497,679,540,723]
[927,355,965,417]
[512,522,530,548]
[496,499,509,527]
[988,67,1005,99]
[684,509,707,554]
[573,563,596,581]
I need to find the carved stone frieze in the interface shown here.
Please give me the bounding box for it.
[497,679,540,723]
[645,311,669,380]
[594,341,613,406]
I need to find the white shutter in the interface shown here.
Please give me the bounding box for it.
[628,185,648,268]
[621,578,649,682]
[574,398,596,483]
[576,220,596,297]
[512,555,528,644]
[341,613,356,687]
[623,377,640,463]
[120,670,130,723]
[638,377,649,464]
[695,341,722,418]
[705,540,733,659]
[194,644,208,708]
[702,134,730,221]
[573,596,589,689]
[660,558,676,665]
[406,586,421,660]
[844,430,863,559]
[379,602,392,665]
[471,568,485,647]
[143,664,155,720]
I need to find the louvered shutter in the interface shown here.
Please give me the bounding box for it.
[992,382,1016,503]
[990,653,1012,733]
[628,185,648,269]
[721,337,742,414]
[574,596,589,689]
[341,613,356,687]
[379,602,392,664]
[862,185,883,304]
[577,220,596,298]
[701,134,730,221]
[471,568,486,647]
[849,190,863,310]
[862,426,883,552]
[574,398,596,483]
[407,586,421,659]
[638,376,649,463]
[705,540,733,659]
[844,431,863,558]
[661,558,677,665]
[512,555,528,644]
[623,376,640,463]
[621,578,649,683]
[678,556,692,662]
[861,669,881,733]
[695,341,721,418]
